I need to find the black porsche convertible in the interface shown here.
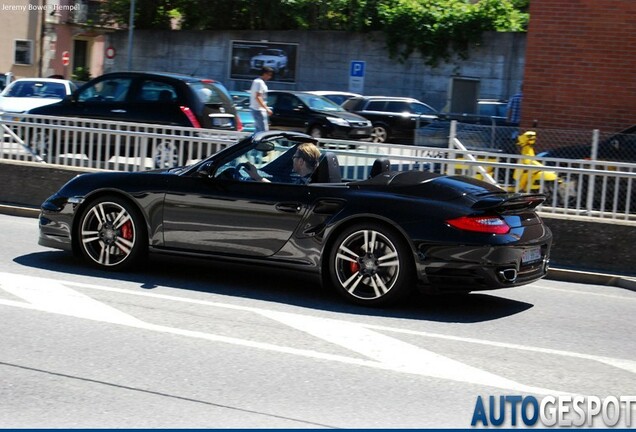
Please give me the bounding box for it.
[39,131,552,306]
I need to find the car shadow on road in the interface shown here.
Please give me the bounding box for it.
[14,251,533,324]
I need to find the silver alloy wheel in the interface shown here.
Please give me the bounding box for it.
[31,131,51,158]
[154,139,179,168]
[371,125,388,143]
[309,127,323,138]
[80,201,136,267]
[334,229,401,301]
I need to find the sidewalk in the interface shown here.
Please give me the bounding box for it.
[2,202,635,293]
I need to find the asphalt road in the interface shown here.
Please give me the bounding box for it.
[0,213,634,428]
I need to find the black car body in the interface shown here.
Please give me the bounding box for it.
[268,91,372,140]
[39,131,552,307]
[28,71,239,130]
[342,96,439,143]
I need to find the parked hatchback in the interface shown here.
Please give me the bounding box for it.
[342,96,438,143]
[267,90,372,140]
[28,71,240,131]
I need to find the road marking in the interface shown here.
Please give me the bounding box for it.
[0,271,632,395]
[258,310,560,393]
[533,283,636,301]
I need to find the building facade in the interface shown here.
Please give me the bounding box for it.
[0,0,108,82]
[523,0,636,131]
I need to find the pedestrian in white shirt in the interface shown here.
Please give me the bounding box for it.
[250,66,274,132]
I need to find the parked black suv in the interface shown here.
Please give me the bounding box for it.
[342,96,438,143]
[267,91,372,140]
[28,71,239,130]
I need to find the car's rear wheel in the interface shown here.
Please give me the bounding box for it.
[328,223,414,306]
[77,196,147,270]
[371,125,389,143]
[309,126,324,138]
[29,131,54,159]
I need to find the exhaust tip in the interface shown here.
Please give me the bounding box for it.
[498,268,518,283]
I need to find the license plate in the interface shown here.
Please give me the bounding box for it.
[522,247,542,264]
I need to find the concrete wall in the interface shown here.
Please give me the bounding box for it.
[2,159,633,277]
[105,30,526,110]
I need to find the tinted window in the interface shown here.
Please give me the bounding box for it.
[78,78,132,102]
[386,101,410,113]
[274,93,299,111]
[409,102,437,115]
[297,94,343,111]
[365,101,387,111]
[137,80,177,102]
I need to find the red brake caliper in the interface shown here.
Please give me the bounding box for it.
[121,220,133,241]
[350,261,360,274]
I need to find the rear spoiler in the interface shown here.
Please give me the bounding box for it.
[471,193,546,212]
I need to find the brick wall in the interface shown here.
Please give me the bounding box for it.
[523,0,636,132]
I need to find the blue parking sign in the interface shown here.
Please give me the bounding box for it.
[350,61,365,77]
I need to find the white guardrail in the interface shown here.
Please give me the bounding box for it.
[1,114,635,225]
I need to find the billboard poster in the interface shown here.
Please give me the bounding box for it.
[230,40,298,83]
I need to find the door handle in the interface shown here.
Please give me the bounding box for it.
[275,202,302,213]
[110,109,127,113]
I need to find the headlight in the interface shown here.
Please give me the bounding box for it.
[327,117,350,127]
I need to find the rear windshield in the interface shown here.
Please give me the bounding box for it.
[191,82,230,105]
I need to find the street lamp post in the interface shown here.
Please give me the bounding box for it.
[126,0,135,70]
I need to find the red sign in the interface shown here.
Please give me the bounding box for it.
[61,51,70,66]
[105,46,116,59]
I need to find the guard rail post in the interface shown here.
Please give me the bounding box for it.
[585,129,600,214]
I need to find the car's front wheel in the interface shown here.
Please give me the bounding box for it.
[309,126,324,138]
[76,196,147,270]
[371,124,389,143]
[328,223,414,306]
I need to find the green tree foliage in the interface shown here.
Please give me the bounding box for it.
[378,0,528,65]
[98,0,528,65]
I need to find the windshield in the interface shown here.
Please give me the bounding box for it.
[297,93,344,112]
[214,136,321,184]
[3,80,68,98]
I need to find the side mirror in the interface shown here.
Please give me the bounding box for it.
[195,161,214,178]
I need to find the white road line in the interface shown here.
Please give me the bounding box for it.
[0,271,632,395]
[259,309,562,394]
[532,283,636,301]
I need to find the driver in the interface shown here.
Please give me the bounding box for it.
[244,142,321,184]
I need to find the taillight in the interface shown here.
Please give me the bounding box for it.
[180,106,201,128]
[235,113,243,131]
[446,215,510,234]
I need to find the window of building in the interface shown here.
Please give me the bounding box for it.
[14,40,33,65]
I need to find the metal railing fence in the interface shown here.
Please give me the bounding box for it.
[1,114,635,224]
[0,114,247,170]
